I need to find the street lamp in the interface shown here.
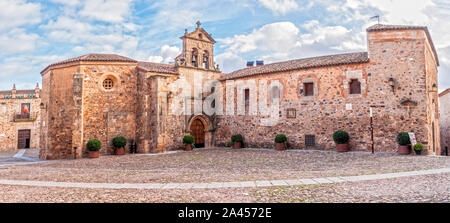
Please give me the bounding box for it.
[431,84,438,92]
[388,78,395,93]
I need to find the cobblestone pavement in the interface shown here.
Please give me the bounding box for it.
[0,173,447,203]
[0,148,447,183]
[0,148,448,203]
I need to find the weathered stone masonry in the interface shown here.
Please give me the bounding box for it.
[38,23,442,159]
[0,85,41,151]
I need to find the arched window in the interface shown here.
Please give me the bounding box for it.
[202,50,209,69]
[191,48,198,67]
[270,86,280,103]
[349,79,361,94]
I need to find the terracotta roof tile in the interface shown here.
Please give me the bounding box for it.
[137,61,177,74]
[440,88,450,97]
[222,52,369,80]
[41,53,137,74]
[366,24,439,66]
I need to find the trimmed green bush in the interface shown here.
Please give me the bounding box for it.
[397,132,411,146]
[333,130,350,144]
[183,135,195,145]
[86,139,101,151]
[275,134,287,143]
[231,134,243,145]
[112,136,127,149]
[414,143,424,151]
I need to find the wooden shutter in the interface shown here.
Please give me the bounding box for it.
[304,83,314,96]
[350,79,361,94]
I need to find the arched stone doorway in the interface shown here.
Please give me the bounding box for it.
[190,118,205,148]
[187,115,213,148]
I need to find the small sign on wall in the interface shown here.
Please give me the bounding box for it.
[0,134,5,137]
[346,104,352,111]
[408,132,417,146]
[286,108,296,118]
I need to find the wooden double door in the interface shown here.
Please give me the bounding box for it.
[18,130,31,149]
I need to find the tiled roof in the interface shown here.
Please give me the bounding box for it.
[440,88,450,97]
[366,24,439,66]
[222,52,369,80]
[137,61,178,74]
[41,53,137,74]
[0,89,37,95]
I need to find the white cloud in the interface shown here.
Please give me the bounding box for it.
[215,52,246,73]
[220,22,300,54]
[0,0,41,31]
[148,45,181,64]
[79,0,133,23]
[217,21,364,72]
[259,0,299,15]
[0,29,39,55]
[49,0,81,7]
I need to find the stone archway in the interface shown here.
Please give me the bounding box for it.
[187,115,213,148]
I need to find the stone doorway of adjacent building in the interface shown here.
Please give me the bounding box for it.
[18,129,31,149]
[190,118,205,148]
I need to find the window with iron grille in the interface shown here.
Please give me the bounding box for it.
[103,78,114,90]
[305,135,315,147]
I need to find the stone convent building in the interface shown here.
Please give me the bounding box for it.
[440,89,450,155]
[0,84,41,151]
[38,23,441,159]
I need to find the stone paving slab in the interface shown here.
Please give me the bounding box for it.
[270,180,289,186]
[0,168,449,190]
[255,181,273,187]
[312,178,334,184]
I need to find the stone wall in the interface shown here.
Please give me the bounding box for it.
[214,28,439,154]
[80,62,138,156]
[40,65,78,159]
[440,90,450,155]
[0,89,41,151]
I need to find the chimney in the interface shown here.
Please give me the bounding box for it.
[246,61,254,67]
[256,60,264,66]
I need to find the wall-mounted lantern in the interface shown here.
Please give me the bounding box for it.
[430,84,438,92]
[388,78,395,93]
[40,102,45,109]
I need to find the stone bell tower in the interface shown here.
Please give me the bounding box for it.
[176,21,219,71]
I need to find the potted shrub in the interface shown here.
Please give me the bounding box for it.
[413,143,424,155]
[397,132,411,155]
[112,136,127,155]
[183,135,195,151]
[333,130,350,152]
[86,139,101,158]
[275,134,287,151]
[231,134,243,149]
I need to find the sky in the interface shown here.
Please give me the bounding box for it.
[0,0,449,93]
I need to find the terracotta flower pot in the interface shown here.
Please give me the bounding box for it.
[275,142,286,151]
[398,145,410,155]
[114,147,125,155]
[336,144,349,153]
[185,144,193,151]
[233,142,242,149]
[88,151,99,158]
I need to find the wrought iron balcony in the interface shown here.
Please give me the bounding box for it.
[13,113,36,122]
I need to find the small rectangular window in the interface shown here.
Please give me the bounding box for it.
[304,83,314,96]
[244,88,250,115]
[350,79,361,94]
[305,135,315,147]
